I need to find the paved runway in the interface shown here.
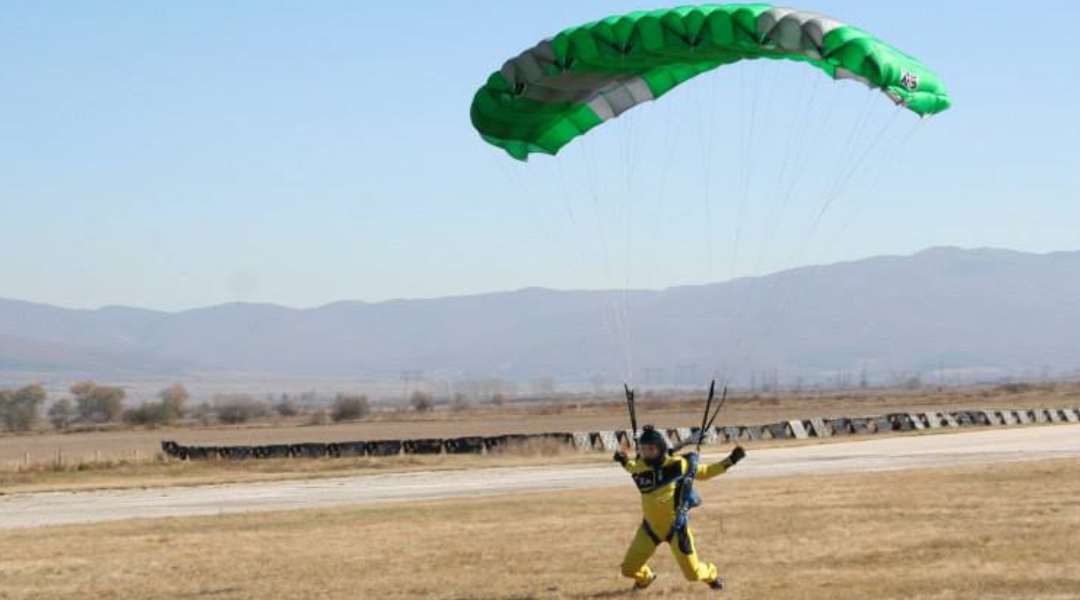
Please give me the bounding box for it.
[2,425,1078,529]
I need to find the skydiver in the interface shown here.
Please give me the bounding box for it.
[613,425,746,592]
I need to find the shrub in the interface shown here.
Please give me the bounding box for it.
[213,395,267,425]
[159,383,190,417]
[191,402,214,426]
[275,397,300,417]
[122,402,174,427]
[0,384,47,431]
[451,392,472,413]
[411,391,434,413]
[331,394,371,422]
[48,398,76,430]
[306,408,329,426]
[71,381,126,423]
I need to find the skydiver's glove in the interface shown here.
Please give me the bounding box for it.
[728,446,746,465]
[613,451,628,466]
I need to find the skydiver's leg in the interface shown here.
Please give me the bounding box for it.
[620,523,660,588]
[670,527,719,584]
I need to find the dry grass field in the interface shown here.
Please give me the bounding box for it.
[0,443,597,495]
[1,458,1077,600]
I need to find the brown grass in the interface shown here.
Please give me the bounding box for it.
[0,459,1076,599]
[0,440,596,495]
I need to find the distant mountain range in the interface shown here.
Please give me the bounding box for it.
[3,247,1080,387]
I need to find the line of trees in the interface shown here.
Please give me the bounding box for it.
[1,379,518,434]
[0,381,193,432]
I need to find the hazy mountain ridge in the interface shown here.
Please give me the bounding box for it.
[2,247,1080,384]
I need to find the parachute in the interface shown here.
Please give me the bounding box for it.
[470,4,950,390]
[471,4,950,160]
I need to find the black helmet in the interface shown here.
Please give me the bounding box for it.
[638,425,668,463]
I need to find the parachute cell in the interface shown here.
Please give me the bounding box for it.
[471,4,951,160]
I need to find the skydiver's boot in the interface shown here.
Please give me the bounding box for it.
[707,577,724,591]
[633,573,658,592]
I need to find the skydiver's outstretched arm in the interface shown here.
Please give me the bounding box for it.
[697,446,746,480]
[613,451,642,473]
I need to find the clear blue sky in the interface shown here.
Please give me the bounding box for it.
[2,1,1077,311]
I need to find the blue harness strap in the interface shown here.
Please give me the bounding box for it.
[679,453,703,510]
[674,526,695,555]
[666,453,702,547]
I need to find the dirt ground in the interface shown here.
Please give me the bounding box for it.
[3,383,1078,468]
[0,458,1076,600]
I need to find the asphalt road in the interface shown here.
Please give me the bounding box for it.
[2,425,1078,530]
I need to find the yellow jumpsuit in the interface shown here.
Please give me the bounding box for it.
[619,453,733,587]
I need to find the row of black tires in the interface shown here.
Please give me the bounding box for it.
[161,408,1077,461]
[161,433,574,460]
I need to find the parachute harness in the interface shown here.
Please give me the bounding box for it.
[634,382,727,552]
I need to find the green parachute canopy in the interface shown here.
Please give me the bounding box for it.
[471,4,951,160]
